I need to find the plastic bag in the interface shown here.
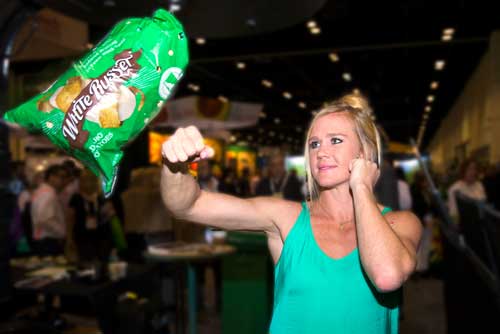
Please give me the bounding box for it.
[3,9,189,196]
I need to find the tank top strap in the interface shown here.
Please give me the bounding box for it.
[381,206,393,215]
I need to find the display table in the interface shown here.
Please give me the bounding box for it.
[144,243,235,334]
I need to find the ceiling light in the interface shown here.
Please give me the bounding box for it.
[310,27,321,35]
[218,95,228,103]
[283,91,292,99]
[274,118,281,124]
[298,102,307,109]
[169,4,181,12]
[259,111,267,118]
[443,28,455,36]
[261,79,273,88]
[425,106,432,113]
[427,95,435,103]
[430,81,439,90]
[195,37,206,45]
[329,53,339,62]
[236,62,246,69]
[435,60,446,71]
[187,83,200,92]
[307,20,317,29]
[342,72,352,82]
[230,135,236,143]
[423,114,429,120]
[353,88,360,95]
[442,34,453,42]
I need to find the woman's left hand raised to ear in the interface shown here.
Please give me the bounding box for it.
[349,158,380,192]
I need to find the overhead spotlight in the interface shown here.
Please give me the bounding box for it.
[353,88,360,95]
[218,95,228,103]
[298,102,307,109]
[195,37,206,45]
[169,4,181,12]
[236,62,246,69]
[423,114,429,120]
[425,106,432,113]
[230,135,236,143]
[427,95,435,103]
[283,91,292,99]
[442,34,453,42]
[342,72,352,82]
[187,83,200,92]
[443,27,455,36]
[310,27,321,35]
[274,118,281,124]
[329,53,339,62]
[435,60,446,71]
[261,79,273,88]
[430,81,439,90]
[307,20,317,29]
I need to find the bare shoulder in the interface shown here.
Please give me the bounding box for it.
[250,197,303,236]
[251,197,303,224]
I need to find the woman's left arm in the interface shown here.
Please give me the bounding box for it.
[350,159,422,293]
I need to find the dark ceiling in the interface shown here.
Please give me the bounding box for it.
[16,0,500,153]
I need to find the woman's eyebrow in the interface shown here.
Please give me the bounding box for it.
[326,132,347,137]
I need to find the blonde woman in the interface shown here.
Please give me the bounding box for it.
[160,94,422,333]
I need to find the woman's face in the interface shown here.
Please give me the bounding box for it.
[308,112,362,190]
[464,162,478,183]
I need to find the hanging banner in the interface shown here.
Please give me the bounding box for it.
[152,96,262,129]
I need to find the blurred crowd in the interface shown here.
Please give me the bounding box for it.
[4,154,500,276]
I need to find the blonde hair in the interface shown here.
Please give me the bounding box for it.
[304,93,382,201]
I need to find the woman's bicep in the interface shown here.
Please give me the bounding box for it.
[180,191,281,233]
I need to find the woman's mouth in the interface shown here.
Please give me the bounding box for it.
[318,165,337,171]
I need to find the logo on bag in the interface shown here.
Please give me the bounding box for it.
[158,67,183,99]
[62,49,143,149]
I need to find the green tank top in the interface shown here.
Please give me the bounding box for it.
[270,203,400,334]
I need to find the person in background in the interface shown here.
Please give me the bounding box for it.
[255,155,286,197]
[411,172,435,275]
[396,167,412,211]
[160,93,422,333]
[30,164,69,255]
[197,159,219,193]
[374,157,400,211]
[68,169,101,262]
[447,159,487,221]
[482,163,500,209]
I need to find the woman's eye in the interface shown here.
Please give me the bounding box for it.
[331,137,343,145]
[309,141,320,149]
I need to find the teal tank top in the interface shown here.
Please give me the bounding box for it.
[270,203,400,334]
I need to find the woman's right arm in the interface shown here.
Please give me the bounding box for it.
[160,126,289,234]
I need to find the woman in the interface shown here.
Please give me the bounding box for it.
[447,159,487,220]
[160,94,422,333]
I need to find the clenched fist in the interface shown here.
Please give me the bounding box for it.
[162,126,214,165]
[348,158,380,192]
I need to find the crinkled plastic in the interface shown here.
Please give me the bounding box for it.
[3,9,189,196]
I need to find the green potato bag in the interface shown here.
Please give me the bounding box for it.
[3,9,188,196]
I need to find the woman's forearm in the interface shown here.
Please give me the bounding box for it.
[160,163,201,218]
[352,184,415,292]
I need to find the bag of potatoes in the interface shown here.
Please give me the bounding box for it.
[3,9,188,196]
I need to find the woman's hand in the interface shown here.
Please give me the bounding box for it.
[162,126,214,167]
[349,158,380,192]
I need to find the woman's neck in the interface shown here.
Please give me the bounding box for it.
[313,182,355,221]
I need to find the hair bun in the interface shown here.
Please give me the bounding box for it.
[339,93,373,116]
